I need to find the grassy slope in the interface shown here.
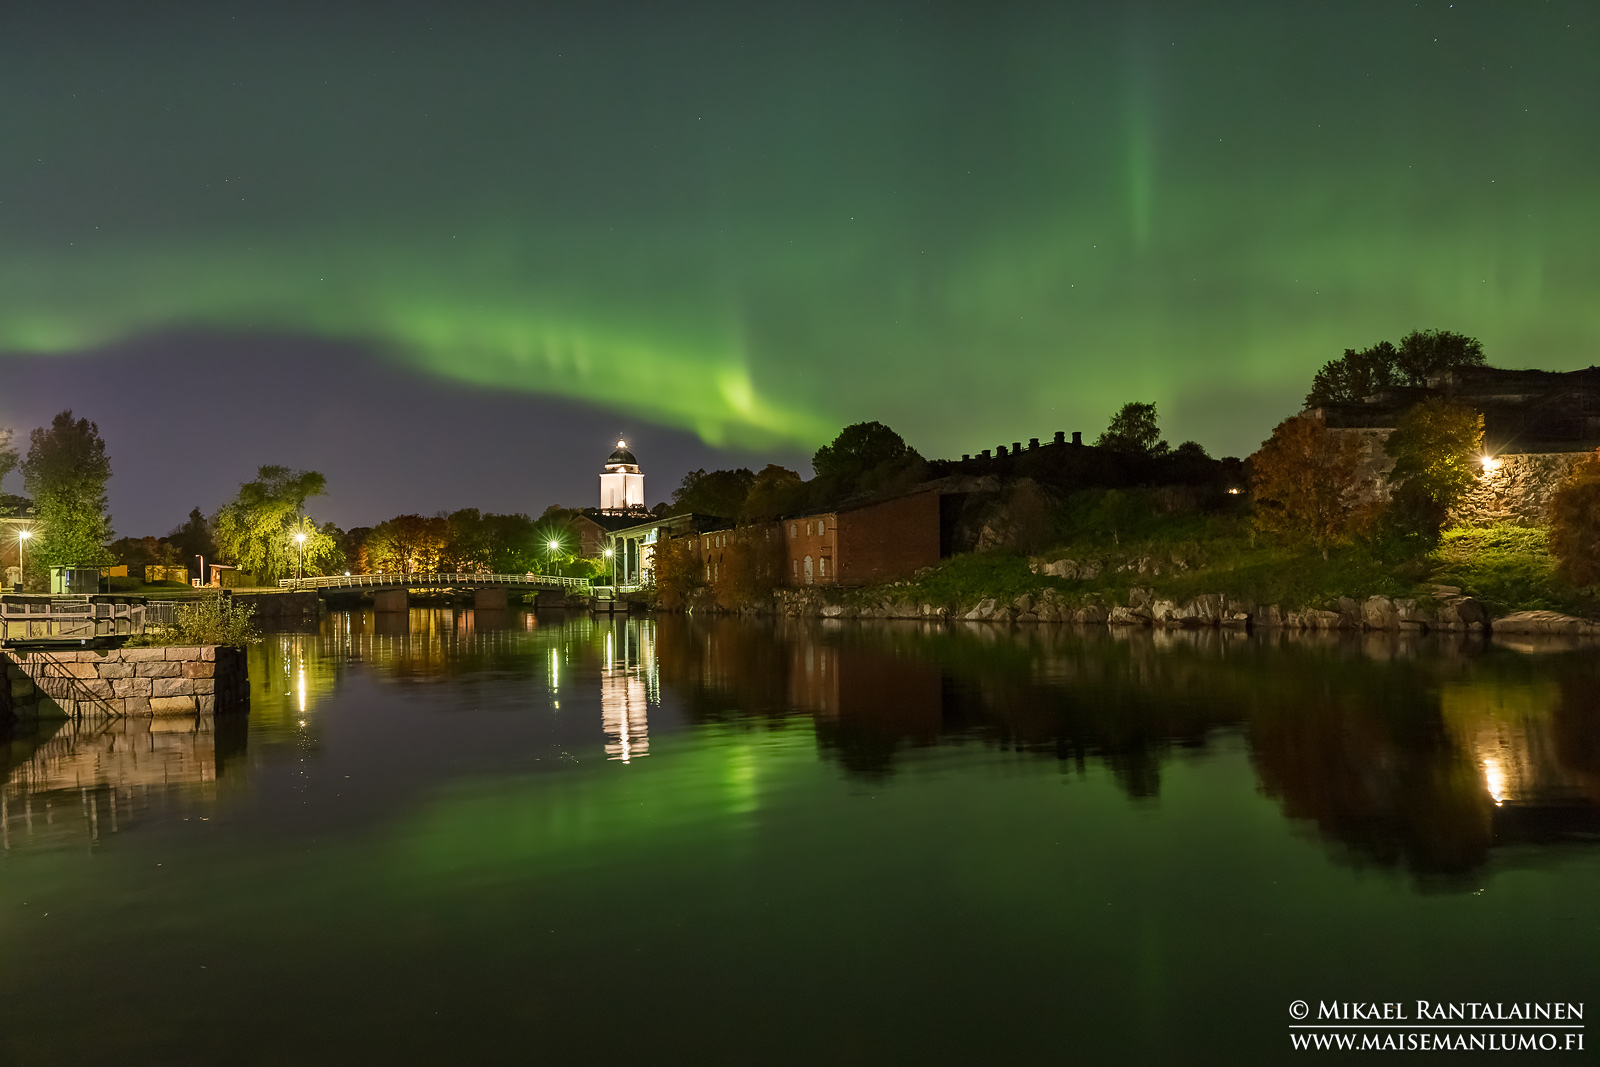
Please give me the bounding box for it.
[872,491,1592,618]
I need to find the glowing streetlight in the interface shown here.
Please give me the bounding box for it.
[16,528,32,591]
[1479,454,1501,474]
[294,530,307,581]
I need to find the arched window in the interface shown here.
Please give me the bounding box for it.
[819,557,827,577]
[803,555,813,585]
[790,523,797,538]
[792,559,798,577]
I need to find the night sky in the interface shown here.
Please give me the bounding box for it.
[2,1,1597,533]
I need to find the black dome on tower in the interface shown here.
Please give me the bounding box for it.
[607,440,638,466]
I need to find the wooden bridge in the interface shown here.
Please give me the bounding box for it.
[277,571,591,611]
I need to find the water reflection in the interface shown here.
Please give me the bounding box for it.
[0,713,247,850]
[8,608,1595,887]
[651,619,1600,887]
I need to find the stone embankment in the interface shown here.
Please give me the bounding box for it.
[772,583,1600,636]
[1,645,249,722]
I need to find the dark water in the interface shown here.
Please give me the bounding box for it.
[2,611,1597,1065]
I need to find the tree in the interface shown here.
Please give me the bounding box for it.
[652,533,704,610]
[213,466,327,584]
[1304,330,1487,408]
[1305,342,1398,407]
[1546,450,1600,586]
[1096,402,1167,457]
[167,507,216,572]
[1250,413,1379,549]
[364,514,448,575]
[812,422,919,482]
[0,427,17,488]
[1394,329,1485,386]
[742,464,805,521]
[1383,399,1484,538]
[670,468,755,518]
[21,410,114,568]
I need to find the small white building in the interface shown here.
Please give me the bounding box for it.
[599,439,645,512]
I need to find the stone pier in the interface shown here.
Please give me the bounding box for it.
[473,587,508,611]
[1,645,249,722]
[374,588,409,612]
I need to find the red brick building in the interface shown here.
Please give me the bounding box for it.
[781,489,941,587]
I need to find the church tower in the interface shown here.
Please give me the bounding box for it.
[599,439,645,512]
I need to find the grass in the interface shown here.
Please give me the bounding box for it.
[872,491,1594,618]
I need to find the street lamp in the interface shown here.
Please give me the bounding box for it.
[17,528,31,592]
[295,531,307,582]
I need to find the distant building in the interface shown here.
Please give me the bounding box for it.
[690,488,943,590]
[599,439,645,513]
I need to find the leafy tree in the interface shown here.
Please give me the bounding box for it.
[652,533,704,610]
[213,466,327,584]
[21,410,114,568]
[364,514,448,575]
[1304,330,1487,407]
[1250,413,1379,549]
[1383,399,1484,539]
[670,468,755,518]
[1096,402,1168,457]
[0,427,17,488]
[812,422,919,482]
[1304,342,1398,407]
[1546,450,1600,586]
[284,515,342,578]
[1394,329,1485,386]
[167,507,216,572]
[742,464,804,521]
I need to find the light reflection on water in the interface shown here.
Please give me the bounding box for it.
[0,610,1596,1063]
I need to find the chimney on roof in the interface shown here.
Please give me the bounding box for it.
[1053,431,1065,445]
[1072,431,1082,446]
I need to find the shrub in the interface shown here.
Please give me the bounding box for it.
[1548,450,1600,586]
[134,590,259,646]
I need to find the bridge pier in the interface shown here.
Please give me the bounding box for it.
[474,587,508,611]
[374,588,408,613]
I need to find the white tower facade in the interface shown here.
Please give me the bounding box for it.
[599,439,645,512]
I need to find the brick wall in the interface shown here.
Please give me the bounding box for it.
[1,645,249,723]
[837,491,941,585]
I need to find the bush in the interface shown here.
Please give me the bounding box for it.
[133,590,259,646]
[1548,450,1600,586]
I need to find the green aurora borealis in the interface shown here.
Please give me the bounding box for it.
[3,1,1598,457]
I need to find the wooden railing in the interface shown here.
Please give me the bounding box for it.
[277,572,591,593]
[0,596,146,645]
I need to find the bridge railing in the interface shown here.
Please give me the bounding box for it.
[277,572,591,593]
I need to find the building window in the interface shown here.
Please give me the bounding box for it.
[790,523,797,538]
[819,557,827,577]
[803,555,813,585]
[792,559,798,577]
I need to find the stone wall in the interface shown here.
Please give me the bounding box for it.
[1452,452,1587,527]
[1,645,249,723]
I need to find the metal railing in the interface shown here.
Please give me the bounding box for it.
[0,596,146,645]
[277,572,591,593]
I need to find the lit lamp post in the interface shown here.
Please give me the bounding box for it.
[17,528,31,592]
[604,546,614,586]
[295,531,307,582]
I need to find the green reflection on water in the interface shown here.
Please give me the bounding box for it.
[0,613,1596,1064]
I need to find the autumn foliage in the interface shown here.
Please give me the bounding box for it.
[1250,414,1379,547]
[652,535,704,610]
[1547,450,1600,586]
